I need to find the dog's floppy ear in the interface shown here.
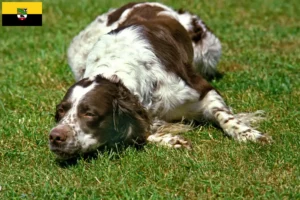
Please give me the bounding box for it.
[55,110,60,122]
[112,82,150,145]
[112,99,131,133]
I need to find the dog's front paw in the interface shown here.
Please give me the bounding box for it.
[147,133,192,149]
[256,133,272,144]
[230,128,272,144]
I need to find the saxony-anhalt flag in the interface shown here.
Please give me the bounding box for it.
[2,2,42,26]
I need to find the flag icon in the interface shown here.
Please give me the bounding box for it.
[2,2,42,26]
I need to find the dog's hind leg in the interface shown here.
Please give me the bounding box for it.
[177,11,222,80]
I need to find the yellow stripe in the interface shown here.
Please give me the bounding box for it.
[2,2,42,14]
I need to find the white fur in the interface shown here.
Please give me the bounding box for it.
[193,31,222,77]
[176,12,221,77]
[67,11,118,81]
[199,90,266,141]
[177,12,194,31]
[147,133,191,149]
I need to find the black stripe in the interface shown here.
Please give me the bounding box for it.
[223,117,234,124]
[212,107,232,115]
[241,129,251,134]
[2,14,42,26]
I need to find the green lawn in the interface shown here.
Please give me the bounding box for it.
[0,0,299,199]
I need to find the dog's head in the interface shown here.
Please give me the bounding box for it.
[49,75,150,159]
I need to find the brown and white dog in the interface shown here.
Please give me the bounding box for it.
[49,2,270,159]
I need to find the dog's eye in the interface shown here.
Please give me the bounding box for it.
[58,108,64,114]
[55,107,65,122]
[84,112,96,117]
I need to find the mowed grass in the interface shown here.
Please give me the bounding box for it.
[0,0,299,199]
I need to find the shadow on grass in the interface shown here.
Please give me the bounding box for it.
[56,144,145,168]
[205,71,224,82]
[54,121,220,168]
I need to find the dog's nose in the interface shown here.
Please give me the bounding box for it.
[49,130,67,144]
[49,125,71,145]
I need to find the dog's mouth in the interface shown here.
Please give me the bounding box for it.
[55,152,77,160]
[49,145,80,160]
[49,138,109,160]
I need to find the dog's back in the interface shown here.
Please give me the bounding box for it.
[68,2,221,81]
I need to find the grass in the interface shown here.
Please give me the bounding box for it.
[0,0,299,199]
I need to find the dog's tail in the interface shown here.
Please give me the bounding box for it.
[177,11,222,80]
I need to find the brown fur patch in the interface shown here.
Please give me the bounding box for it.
[107,2,139,26]
[133,16,214,98]
[107,3,215,98]
[119,5,165,27]
[190,17,207,43]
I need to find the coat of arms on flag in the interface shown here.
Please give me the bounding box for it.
[17,8,27,21]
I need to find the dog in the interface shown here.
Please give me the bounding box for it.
[49,2,270,159]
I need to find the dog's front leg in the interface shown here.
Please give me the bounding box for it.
[199,90,271,143]
[147,119,192,149]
